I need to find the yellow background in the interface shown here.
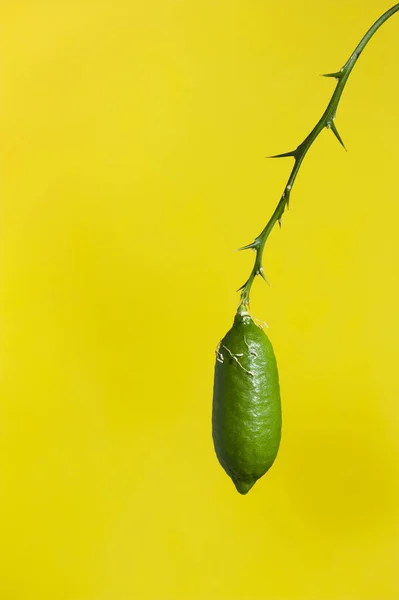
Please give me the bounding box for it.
[2,1,399,598]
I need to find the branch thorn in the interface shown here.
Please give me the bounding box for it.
[321,71,342,79]
[258,267,270,286]
[267,150,297,159]
[328,120,347,151]
[237,241,258,252]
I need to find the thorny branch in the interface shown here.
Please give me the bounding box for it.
[239,3,399,307]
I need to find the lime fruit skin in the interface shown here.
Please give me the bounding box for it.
[212,310,282,494]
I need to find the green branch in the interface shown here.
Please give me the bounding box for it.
[239,2,399,307]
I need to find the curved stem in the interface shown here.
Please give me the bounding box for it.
[239,2,399,307]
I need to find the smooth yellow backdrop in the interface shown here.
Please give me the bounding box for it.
[2,1,399,599]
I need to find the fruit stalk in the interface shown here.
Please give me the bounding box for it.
[239,2,399,306]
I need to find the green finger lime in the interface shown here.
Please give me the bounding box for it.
[212,306,282,494]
